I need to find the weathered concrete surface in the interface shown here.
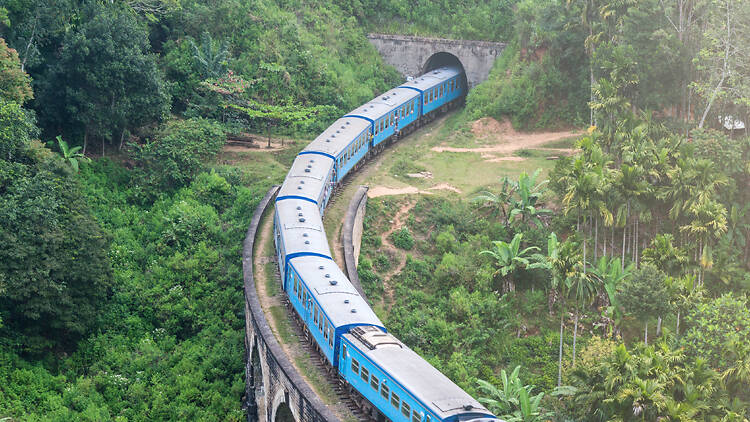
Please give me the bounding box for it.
[367,34,505,88]
[242,186,340,422]
[342,185,369,301]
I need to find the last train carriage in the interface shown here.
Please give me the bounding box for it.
[272,65,500,422]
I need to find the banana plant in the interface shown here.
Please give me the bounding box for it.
[480,233,542,293]
[56,135,90,173]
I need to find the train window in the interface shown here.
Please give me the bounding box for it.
[342,344,347,358]
[351,359,359,374]
[293,277,298,293]
[426,415,431,422]
[381,384,390,400]
[329,330,333,347]
[314,307,319,325]
[361,367,369,382]
[318,315,323,331]
[424,95,428,105]
[412,412,422,422]
[402,402,411,417]
[370,375,379,390]
[391,392,400,408]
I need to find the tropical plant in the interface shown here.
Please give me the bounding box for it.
[480,233,542,293]
[477,366,551,422]
[56,135,89,173]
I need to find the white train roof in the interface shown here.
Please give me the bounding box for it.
[275,199,331,258]
[277,154,334,203]
[346,87,420,121]
[289,255,383,329]
[303,117,370,158]
[400,66,462,92]
[344,327,492,420]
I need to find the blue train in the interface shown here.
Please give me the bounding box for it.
[274,66,500,422]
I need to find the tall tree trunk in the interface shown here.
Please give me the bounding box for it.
[572,309,579,367]
[656,315,662,337]
[594,215,599,261]
[699,0,732,128]
[676,310,680,336]
[644,321,648,345]
[558,306,565,387]
[83,128,88,155]
[119,129,126,151]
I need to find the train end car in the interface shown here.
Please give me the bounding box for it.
[286,255,383,365]
[303,117,371,183]
[345,87,420,148]
[339,326,498,422]
[400,66,465,117]
[273,199,332,281]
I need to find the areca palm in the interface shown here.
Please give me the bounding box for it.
[480,233,541,293]
[680,198,728,286]
[533,232,580,386]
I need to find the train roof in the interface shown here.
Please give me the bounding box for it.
[344,328,493,420]
[289,256,383,329]
[400,66,462,92]
[303,117,370,158]
[275,199,331,259]
[277,154,334,203]
[346,87,420,122]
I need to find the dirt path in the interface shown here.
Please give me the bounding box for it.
[431,129,581,155]
[379,201,416,307]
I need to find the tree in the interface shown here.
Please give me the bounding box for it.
[190,31,229,79]
[480,233,541,294]
[617,264,672,344]
[130,118,226,192]
[590,255,633,335]
[36,3,169,153]
[0,100,111,352]
[693,0,750,128]
[533,232,580,386]
[0,37,33,104]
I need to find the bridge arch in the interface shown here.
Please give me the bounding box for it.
[271,389,296,422]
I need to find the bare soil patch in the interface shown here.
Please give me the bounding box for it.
[379,201,416,307]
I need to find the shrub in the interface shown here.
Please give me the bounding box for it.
[131,118,226,192]
[391,227,415,250]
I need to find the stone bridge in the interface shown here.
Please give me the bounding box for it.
[242,186,341,422]
[367,34,506,88]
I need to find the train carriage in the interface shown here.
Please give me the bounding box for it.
[400,67,464,117]
[277,154,335,215]
[286,255,384,364]
[303,117,372,183]
[345,88,421,148]
[340,326,494,422]
[273,199,332,281]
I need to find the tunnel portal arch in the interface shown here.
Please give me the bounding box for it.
[422,52,469,92]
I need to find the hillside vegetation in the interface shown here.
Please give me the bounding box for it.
[1,0,750,420]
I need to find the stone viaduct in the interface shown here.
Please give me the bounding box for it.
[367,34,506,88]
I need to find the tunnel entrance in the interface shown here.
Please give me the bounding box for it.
[274,401,295,422]
[421,52,469,90]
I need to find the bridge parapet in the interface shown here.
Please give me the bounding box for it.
[367,33,506,88]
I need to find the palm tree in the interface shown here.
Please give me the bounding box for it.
[533,232,580,386]
[680,198,728,286]
[56,135,89,173]
[480,233,541,293]
[569,270,599,367]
